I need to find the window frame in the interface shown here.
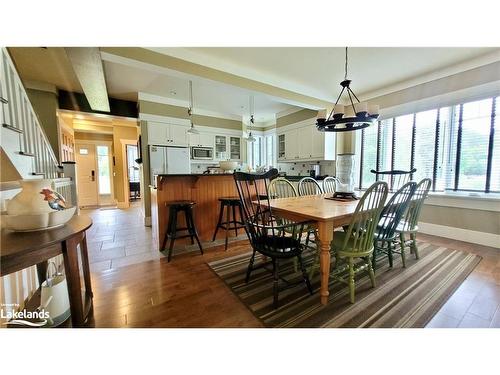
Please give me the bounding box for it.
[358,96,498,194]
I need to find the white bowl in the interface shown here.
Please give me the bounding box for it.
[3,206,76,232]
[219,161,239,173]
[48,206,77,228]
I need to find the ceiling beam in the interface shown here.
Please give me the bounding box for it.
[65,47,110,112]
[100,47,331,111]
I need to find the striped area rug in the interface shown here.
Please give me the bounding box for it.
[208,242,481,327]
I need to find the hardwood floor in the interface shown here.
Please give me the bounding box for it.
[84,206,500,328]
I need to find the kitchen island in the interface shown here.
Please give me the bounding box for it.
[150,174,244,252]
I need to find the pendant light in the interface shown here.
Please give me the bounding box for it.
[187,80,199,135]
[316,47,379,132]
[246,96,256,143]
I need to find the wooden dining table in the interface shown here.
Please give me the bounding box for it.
[262,193,361,305]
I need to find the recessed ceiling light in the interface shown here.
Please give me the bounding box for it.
[170,90,177,95]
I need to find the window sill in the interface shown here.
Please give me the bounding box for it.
[425,191,500,212]
[355,188,500,212]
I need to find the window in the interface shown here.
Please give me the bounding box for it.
[248,136,263,169]
[264,134,276,167]
[96,145,111,195]
[359,96,499,193]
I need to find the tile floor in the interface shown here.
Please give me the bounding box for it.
[81,202,500,328]
[81,201,246,272]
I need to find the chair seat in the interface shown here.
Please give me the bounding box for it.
[395,221,418,233]
[331,231,373,257]
[253,235,302,258]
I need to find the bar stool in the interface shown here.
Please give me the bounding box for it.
[212,197,246,251]
[161,200,203,262]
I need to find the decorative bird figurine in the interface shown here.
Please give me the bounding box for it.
[40,188,67,211]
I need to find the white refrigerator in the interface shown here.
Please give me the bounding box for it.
[149,145,191,186]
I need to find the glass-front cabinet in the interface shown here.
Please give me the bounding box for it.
[215,135,227,159]
[278,134,286,160]
[229,136,241,160]
[214,135,241,160]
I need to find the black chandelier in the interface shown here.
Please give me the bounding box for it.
[316,47,379,132]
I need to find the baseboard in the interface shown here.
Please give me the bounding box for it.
[419,222,500,248]
[116,201,129,209]
[144,216,151,227]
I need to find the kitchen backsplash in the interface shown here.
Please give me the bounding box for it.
[277,161,336,176]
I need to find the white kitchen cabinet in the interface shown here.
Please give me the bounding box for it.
[188,132,214,148]
[285,129,299,160]
[277,124,335,162]
[147,122,188,147]
[298,126,313,159]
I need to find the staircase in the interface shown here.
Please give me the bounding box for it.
[1,47,61,180]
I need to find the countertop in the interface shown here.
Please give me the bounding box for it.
[155,173,235,177]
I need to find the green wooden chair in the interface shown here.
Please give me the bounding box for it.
[269,177,316,270]
[372,181,417,271]
[268,177,297,199]
[330,181,388,303]
[392,178,432,267]
[322,176,340,194]
[298,177,323,196]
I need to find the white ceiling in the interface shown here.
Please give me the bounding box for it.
[103,60,295,123]
[150,47,500,102]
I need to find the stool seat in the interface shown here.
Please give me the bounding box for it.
[213,197,246,251]
[161,201,203,262]
[166,200,196,207]
[218,197,241,203]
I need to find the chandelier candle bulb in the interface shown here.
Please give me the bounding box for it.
[317,109,327,119]
[368,104,379,115]
[344,105,355,118]
[334,104,344,115]
[356,102,368,115]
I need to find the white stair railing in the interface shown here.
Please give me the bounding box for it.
[0,47,60,179]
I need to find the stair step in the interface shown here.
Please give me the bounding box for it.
[2,123,23,134]
[30,172,45,176]
[17,151,35,157]
[0,97,8,104]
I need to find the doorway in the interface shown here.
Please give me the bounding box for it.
[75,141,114,207]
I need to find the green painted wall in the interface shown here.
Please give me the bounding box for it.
[276,109,317,128]
[139,100,242,131]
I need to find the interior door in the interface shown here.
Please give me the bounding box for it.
[75,143,98,206]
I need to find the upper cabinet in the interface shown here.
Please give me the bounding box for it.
[214,135,227,159]
[229,136,241,160]
[147,122,188,147]
[189,132,214,148]
[277,122,335,162]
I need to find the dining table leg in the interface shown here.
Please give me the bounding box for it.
[317,221,334,305]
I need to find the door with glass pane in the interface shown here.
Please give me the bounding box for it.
[75,143,98,207]
[215,135,228,159]
[230,136,241,160]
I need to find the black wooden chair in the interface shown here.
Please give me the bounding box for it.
[370,168,416,192]
[393,178,432,266]
[372,181,417,271]
[234,168,313,309]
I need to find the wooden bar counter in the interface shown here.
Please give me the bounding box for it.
[150,174,243,251]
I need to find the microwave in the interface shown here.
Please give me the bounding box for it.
[191,146,213,160]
